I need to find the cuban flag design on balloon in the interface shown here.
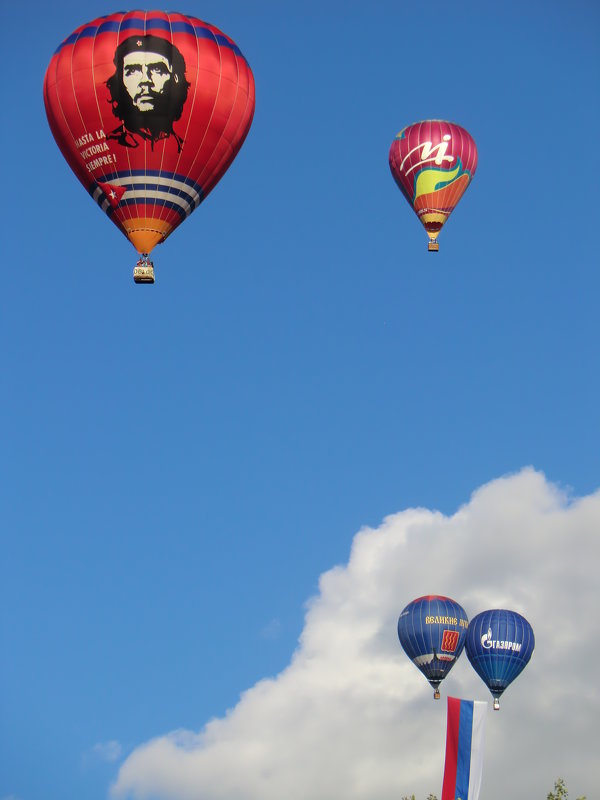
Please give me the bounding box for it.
[441,697,487,800]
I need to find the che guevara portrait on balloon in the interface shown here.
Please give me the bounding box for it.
[105,35,190,153]
[43,11,256,284]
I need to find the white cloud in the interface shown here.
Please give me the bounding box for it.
[111,468,598,800]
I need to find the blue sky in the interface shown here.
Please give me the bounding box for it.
[2,1,599,799]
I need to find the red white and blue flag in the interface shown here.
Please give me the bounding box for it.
[441,697,487,800]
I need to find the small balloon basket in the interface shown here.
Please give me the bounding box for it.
[133,254,155,284]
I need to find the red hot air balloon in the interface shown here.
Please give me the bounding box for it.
[44,11,255,283]
[389,120,477,252]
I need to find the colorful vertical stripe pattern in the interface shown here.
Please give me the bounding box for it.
[389,120,477,243]
[441,697,487,800]
[44,11,255,255]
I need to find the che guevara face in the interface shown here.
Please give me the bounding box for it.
[106,35,190,150]
[122,51,176,112]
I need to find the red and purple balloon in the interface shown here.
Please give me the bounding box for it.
[389,120,478,251]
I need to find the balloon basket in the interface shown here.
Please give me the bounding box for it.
[428,241,439,252]
[493,698,500,711]
[433,689,440,700]
[133,254,155,284]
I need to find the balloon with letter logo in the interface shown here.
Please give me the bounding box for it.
[397,595,469,699]
[389,120,477,252]
[465,609,535,710]
[44,10,255,283]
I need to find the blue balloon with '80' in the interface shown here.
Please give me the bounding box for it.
[397,595,469,700]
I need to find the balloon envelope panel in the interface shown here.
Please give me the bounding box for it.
[397,595,469,686]
[44,11,255,255]
[465,609,535,697]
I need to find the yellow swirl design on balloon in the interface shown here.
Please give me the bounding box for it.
[414,164,461,201]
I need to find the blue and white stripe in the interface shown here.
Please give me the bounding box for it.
[455,699,487,800]
[91,170,204,219]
